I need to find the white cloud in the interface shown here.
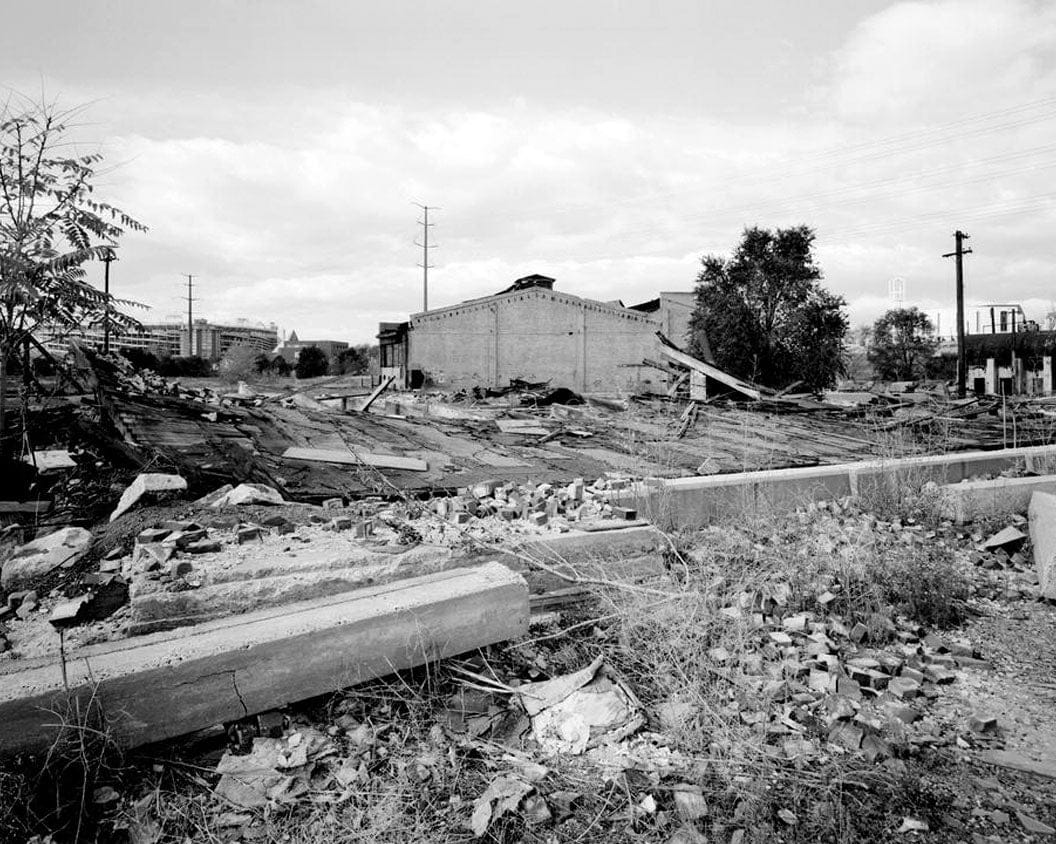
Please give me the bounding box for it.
[826,0,1056,124]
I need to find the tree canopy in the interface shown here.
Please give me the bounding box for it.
[866,307,938,381]
[0,98,146,452]
[687,226,848,391]
[294,345,329,379]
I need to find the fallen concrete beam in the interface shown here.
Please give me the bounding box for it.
[940,475,1056,523]
[1028,491,1056,601]
[613,445,1056,529]
[0,563,528,756]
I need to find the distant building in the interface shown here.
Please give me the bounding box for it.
[931,303,1033,343]
[272,331,350,364]
[378,274,701,393]
[36,317,279,362]
[965,330,1056,397]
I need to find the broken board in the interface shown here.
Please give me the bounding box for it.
[281,446,428,472]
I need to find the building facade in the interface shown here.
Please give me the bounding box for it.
[379,275,699,394]
[273,331,350,364]
[37,317,279,362]
[965,330,1056,396]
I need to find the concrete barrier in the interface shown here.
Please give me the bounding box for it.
[613,444,1056,528]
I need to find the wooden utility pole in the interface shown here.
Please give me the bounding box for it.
[413,203,438,312]
[943,231,972,397]
[102,248,116,354]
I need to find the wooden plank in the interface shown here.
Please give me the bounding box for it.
[0,564,527,755]
[659,345,761,400]
[358,374,395,412]
[495,419,551,436]
[281,446,428,472]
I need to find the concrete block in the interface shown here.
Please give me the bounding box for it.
[1028,491,1056,600]
[110,473,187,522]
[0,563,528,755]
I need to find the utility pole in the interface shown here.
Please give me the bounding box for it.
[943,231,972,398]
[413,203,438,312]
[184,274,197,357]
[102,248,117,354]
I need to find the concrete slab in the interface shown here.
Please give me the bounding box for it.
[0,563,528,756]
[940,475,1056,523]
[1028,491,1056,601]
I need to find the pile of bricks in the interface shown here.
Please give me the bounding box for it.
[716,581,990,764]
[432,475,638,531]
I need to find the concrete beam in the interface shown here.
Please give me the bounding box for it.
[1028,492,1056,601]
[940,475,1056,523]
[0,563,528,756]
[613,445,1056,528]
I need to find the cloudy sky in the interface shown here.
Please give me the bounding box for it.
[3,0,1055,343]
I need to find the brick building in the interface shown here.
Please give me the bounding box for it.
[379,274,699,393]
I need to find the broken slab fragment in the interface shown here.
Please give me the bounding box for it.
[981,526,1027,554]
[1,527,93,592]
[1028,491,1056,600]
[210,483,285,508]
[110,473,188,522]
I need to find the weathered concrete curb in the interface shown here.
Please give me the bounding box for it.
[1028,492,1056,601]
[940,475,1056,523]
[0,563,528,756]
[612,445,1056,528]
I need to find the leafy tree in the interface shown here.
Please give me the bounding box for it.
[866,307,939,381]
[0,98,146,454]
[157,355,212,378]
[331,344,375,375]
[218,343,258,384]
[294,345,329,379]
[120,347,160,371]
[687,225,848,391]
[271,354,292,376]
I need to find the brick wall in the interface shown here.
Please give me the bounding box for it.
[407,289,669,392]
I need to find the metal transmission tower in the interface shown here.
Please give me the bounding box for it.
[942,231,972,398]
[888,276,905,310]
[413,203,438,312]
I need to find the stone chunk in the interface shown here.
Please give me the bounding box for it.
[137,528,172,545]
[110,473,188,522]
[981,525,1027,554]
[968,714,999,734]
[1,527,93,591]
[185,539,222,555]
[237,525,265,544]
[210,483,285,508]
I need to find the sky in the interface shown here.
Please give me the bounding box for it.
[3,0,1056,344]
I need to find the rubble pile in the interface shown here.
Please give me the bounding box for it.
[431,475,637,533]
